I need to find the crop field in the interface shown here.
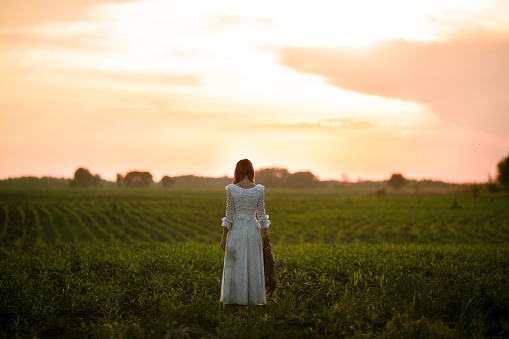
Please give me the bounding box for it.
[1,188,509,338]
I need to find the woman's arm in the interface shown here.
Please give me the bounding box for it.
[256,186,271,234]
[221,186,234,250]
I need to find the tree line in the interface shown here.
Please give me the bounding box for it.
[1,153,507,190]
[71,168,157,188]
[71,167,324,189]
[68,152,509,191]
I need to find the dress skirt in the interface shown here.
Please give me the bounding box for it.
[220,216,266,305]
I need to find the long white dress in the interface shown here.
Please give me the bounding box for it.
[220,184,271,305]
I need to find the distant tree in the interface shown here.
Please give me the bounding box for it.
[124,171,153,187]
[388,173,406,190]
[72,167,95,187]
[116,174,123,187]
[497,153,509,191]
[256,168,319,188]
[292,171,319,188]
[486,173,500,192]
[256,168,290,187]
[169,175,231,189]
[160,175,174,187]
[0,176,71,188]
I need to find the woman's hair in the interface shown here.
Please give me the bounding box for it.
[232,159,255,184]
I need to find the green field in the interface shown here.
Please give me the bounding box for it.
[1,188,508,338]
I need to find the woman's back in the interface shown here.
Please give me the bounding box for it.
[227,184,263,218]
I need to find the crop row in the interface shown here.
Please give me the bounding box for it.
[0,198,224,247]
[0,189,508,247]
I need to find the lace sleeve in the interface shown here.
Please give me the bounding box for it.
[256,186,271,229]
[221,185,234,229]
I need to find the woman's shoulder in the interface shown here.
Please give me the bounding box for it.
[225,183,265,190]
[252,184,265,192]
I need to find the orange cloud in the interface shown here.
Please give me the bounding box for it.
[0,28,109,51]
[0,0,135,28]
[279,31,509,135]
[78,71,201,88]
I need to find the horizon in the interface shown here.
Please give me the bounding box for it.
[1,0,508,184]
[0,165,479,184]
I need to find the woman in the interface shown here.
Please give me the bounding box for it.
[220,159,270,306]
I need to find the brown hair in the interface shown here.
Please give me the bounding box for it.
[232,159,255,184]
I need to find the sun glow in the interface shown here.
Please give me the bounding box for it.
[76,0,427,121]
[1,0,508,182]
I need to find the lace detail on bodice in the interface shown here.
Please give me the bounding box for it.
[221,184,270,229]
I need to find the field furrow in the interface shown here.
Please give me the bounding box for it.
[77,205,116,243]
[58,204,98,243]
[106,202,153,242]
[92,204,133,243]
[28,205,42,240]
[139,208,196,242]
[0,205,7,242]
[49,205,78,243]
[144,202,213,242]
[98,201,148,243]
[34,205,58,245]
[136,207,200,242]
[20,204,38,247]
[119,201,175,242]
[1,205,24,245]
[165,208,219,242]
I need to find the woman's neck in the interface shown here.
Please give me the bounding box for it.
[236,177,255,188]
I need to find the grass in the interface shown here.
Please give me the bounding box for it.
[0,188,508,338]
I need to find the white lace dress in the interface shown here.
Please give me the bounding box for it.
[220,184,271,305]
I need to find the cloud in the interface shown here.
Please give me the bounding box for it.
[279,32,509,135]
[204,14,275,30]
[252,118,379,131]
[0,0,137,28]
[0,28,109,52]
[86,71,201,88]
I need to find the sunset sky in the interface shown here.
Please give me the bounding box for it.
[1,0,508,183]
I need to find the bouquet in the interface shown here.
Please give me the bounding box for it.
[263,236,277,296]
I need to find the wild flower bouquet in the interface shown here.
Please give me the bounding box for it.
[262,235,276,296]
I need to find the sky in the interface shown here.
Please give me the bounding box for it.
[1,0,508,183]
